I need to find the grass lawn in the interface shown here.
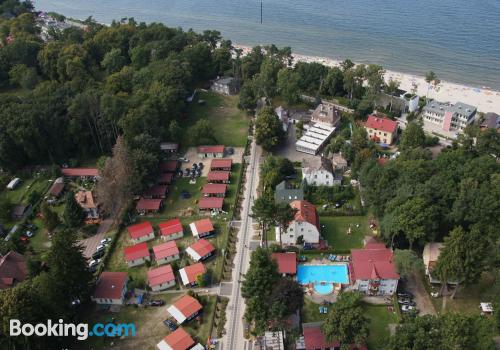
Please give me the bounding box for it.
[301,299,399,350]
[320,216,371,250]
[160,177,207,218]
[183,91,250,148]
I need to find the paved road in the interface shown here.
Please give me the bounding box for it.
[221,134,262,350]
[81,218,112,259]
[405,273,437,316]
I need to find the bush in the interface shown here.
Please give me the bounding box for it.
[424,135,440,147]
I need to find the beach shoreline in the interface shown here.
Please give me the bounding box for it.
[235,44,500,114]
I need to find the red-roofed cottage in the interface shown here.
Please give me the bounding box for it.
[301,322,367,350]
[350,242,400,295]
[179,263,206,286]
[157,172,174,185]
[147,265,176,291]
[271,252,297,276]
[124,242,150,267]
[198,197,224,212]
[128,221,155,243]
[159,218,184,241]
[197,145,225,158]
[143,185,168,199]
[189,218,215,239]
[153,241,180,265]
[156,327,195,350]
[167,295,203,324]
[92,272,128,305]
[202,183,227,198]
[185,239,215,262]
[61,167,99,178]
[0,251,27,290]
[364,115,398,145]
[160,160,179,173]
[281,200,320,246]
[207,171,230,184]
[210,158,232,171]
[136,198,163,214]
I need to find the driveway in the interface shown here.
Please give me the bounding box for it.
[404,273,436,316]
[273,124,318,163]
[80,218,112,260]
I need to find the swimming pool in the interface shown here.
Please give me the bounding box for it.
[297,264,349,287]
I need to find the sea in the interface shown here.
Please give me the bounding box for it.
[34,0,500,90]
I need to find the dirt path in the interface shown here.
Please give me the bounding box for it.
[405,273,437,316]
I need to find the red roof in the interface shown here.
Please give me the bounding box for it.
[48,181,65,197]
[351,243,400,280]
[188,239,215,257]
[136,198,162,211]
[124,242,149,261]
[142,185,168,197]
[61,168,99,177]
[0,251,27,290]
[182,263,206,284]
[290,200,319,230]
[365,115,397,133]
[158,173,174,184]
[160,160,179,173]
[207,171,230,182]
[147,265,175,287]
[172,295,203,318]
[210,159,232,169]
[271,252,297,274]
[199,197,224,209]
[159,218,183,237]
[127,221,154,239]
[94,272,127,300]
[153,241,179,260]
[162,327,195,350]
[191,218,214,234]
[202,184,227,195]
[197,145,225,154]
[303,324,340,349]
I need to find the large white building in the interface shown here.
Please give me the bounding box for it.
[302,157,342,186]
[280,200,320,246]
[422,100,476,134]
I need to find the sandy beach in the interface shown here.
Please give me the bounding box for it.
[235,45,500,114]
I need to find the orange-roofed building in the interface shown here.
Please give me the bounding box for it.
[189,218,215,239]
[185,239,215,262]
[179,263,206,286]
[280,200,320,246]
[271,252,297,276]
[167,295,203,324]
[127,221,155,243]
[156,327,195,350]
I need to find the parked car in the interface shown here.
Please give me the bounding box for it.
[163,319,177,331]
[92,249,105,260]
[89,264,98,273]
[178,157,189,163]
[147,300,165,307]
[25,231,34,238]
[89,259,101,267]
[26,223,37,231]
[100,238,112,245]
[397,292,413,298]
[430,292,439,298]
[198,162,204,169]
[401,304,415,312]
[184,168,191,177]
[226,147,234,155]
[96,244,106,252]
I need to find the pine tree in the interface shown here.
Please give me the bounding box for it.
[63,191,84,227]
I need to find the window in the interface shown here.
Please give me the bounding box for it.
[326,174,329,178]
[314,175,317,178]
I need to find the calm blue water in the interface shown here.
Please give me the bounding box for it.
[297,264,349,285]
[34,0,500,89]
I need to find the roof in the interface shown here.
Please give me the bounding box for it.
[197,145,225,154]
[302,157,334,175]
[423,242,444,268]
[147,265,175,287]
[11,204,30,217]
[157,327,195,350]
[124,242,149,261]
[0,251,27,289]
[75,190,96,209]
[207,171,230,182]
[365,115,397,133]
[167,295,203,324]
[153,241,180,260]
[127,221,154,239]
[303,322,340,349]
[158,173,174,184]
[295,123,336,153]
[179,263,206,285]
[136,198,162,211]
[423,100,476,118]
[198,197,224,209]
[202,184,227,195]
[61,168,99,177]
[48,178,64,197]
[290,200,319,230]
[331,153,348,167]
[189,218,215,236]
[94,272,127,300]
[160,142,179,151]
[186,239,215,261]
[160,161,179,173]
[311,104,341,127]
[159,218,183,236]
[351,243,400,280]
[143,185,168,197]
[481,112,500,129]
[271,252,297,274]
[210,159,232,169]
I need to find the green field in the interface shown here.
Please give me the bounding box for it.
[320,216,371,250]
[183,91,250,148]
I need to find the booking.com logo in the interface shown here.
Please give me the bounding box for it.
[10,319,136,340]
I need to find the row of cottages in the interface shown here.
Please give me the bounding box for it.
[280,200,321,247]
[197,145,225,158]
[127,218,215,243]
[302,157,342,187]
[350,242,400,296]
[364,114,398,145]
[157,327,205,350]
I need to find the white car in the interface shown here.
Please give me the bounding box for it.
[88,259,101,267]
[100,238,111,245]
[96,244,106,252]
[401,304,415,312]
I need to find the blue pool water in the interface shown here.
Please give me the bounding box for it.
[313,283,334,295]
[297,264,349,285]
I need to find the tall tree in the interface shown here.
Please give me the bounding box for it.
[250,194,276,248]
[393,249,424,278]
[322,292,369,349]
[385,78,400,112]
[274,203,296,247]
[399,122,426,150]
[62,191,84,227]
[255,106,285,151]
[425,71,437,98]
[41,202,60,232]
[277,68,301,104]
